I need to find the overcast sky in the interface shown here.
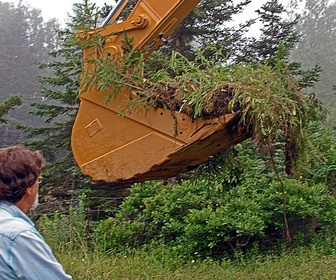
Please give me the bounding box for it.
[11,0,107,23]
[9,0,291,24]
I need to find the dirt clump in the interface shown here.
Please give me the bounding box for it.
[142,82,241,119]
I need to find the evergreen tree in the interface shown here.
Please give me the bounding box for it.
[0,96,22,124]
[289,0,336,128]
[19,0,101,198]
[165,0,252,60]
[238,0,300,64]
[0,1,61,145]
[21,0,130,203]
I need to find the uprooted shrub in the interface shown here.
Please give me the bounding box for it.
[79,36,325,171]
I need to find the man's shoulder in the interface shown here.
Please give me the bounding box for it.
[0,216,35,241]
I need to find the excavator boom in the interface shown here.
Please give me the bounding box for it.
[71,0,249,183]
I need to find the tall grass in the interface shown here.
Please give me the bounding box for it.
[56,247,336,279]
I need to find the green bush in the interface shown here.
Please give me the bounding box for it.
[94,177,336,259]
[263,180,336,235]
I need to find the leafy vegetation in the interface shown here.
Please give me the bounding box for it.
[92,156,335,259]
[37,201,336,279]
[2,0,335,274]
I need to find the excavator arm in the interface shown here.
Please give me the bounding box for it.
[71,0,249,183]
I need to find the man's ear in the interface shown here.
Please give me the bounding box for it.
[25,185,34,196]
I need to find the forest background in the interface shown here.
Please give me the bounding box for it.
[0,0,335,277]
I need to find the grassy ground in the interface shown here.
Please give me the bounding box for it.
[56,247,335,280]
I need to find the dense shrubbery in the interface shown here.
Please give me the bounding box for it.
[36,124,336,261]
[93,142,336,259]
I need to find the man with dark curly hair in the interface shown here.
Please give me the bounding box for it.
[0,145,72,279]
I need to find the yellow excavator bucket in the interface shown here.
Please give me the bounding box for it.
[71,0,249,183]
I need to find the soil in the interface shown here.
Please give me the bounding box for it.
[143,82,241,119]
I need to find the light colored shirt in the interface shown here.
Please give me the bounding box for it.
[0,201,72,279]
